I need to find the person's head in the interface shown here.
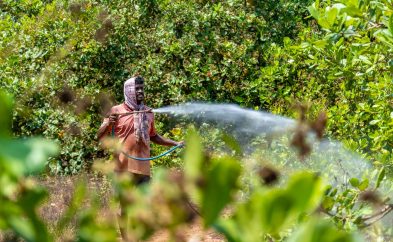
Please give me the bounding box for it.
[124,76,145,108]
[134,76,144,104]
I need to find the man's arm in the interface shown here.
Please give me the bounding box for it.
[97,122,112,141]
[97,114,118,141]
[150,134,183,146]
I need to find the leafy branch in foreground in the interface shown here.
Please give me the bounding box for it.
[1,90,392,241]
[0,91,57,242]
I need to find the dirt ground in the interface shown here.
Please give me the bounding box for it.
[36,174,226,242]
[147,219,225,242]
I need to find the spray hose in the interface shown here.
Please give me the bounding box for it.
[110,110,183,161]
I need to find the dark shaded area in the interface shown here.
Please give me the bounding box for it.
[258,166,279,185]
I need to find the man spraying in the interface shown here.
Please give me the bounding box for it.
[98,75,183,182]
[97,76,183,240]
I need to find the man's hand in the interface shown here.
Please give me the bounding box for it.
[176,141,185,147]
[150,135,186,147]
[108,114,118,125]
[98,114,118,141]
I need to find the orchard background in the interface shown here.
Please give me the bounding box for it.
[0,0,392,241]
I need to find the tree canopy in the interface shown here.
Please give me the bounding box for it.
[0,0,392,241]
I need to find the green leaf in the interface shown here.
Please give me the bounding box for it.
[0,138,58,175]
[260,190,294,234]
[8,216,35,242]
[375,167,385,189]
[213,218,241,242]
[326,7,338,27]
[288,219,358,242]
[201,156,241,227]
[358,55,372,65]
[184,129,203,180]
[358,179,369,191]
[17,188,51,242]
[318,18,332,29]
[313,40,328,48]
[218,192,266,241]
[342,6,362,17]
[349,178,359,187]
[369,120,380,125]
[286,172,324,211]
[0,91,13,137]
[322,197,335,211]
[308,4,320,20]
[388,14,393,36]
[2,187,51,242]
[261,172,324,234]
[374,29,393,47]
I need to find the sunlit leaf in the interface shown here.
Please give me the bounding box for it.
[326,7,338,27]
[0,138,58,175]
[388,14,393,36]
[288,219,360,242]
[0,91,13,137]
[349,178,360,188]
[374,169,385,191]
[286,172,324,212]
[184,129,203,180]
[202,156,241,227]
[358,179,369,191]
[260,190,294,234]
[322,196,335,211]
[308,4,320,20]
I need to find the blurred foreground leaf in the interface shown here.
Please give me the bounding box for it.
[183,128,204,203]
[0,138,58,176]
[287,219,361,242]
[0,91,57,241]
[215,172,326,240]
[184,129,203,180]
[201,156,241,227]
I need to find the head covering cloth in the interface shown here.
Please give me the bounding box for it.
[124,77,149,145]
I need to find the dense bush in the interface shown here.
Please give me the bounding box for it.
[1,91,391,240]
[1,0,392,240]
[0,0,391,176]
[254,0,393,172]
[1,0,319,173]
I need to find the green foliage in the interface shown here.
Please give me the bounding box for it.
[303,1,393,163]
[0,0,108,174]
[215,171,325,241]
[1,92,390,241]
[0,0,392,239]
[246,0,392,173]
[201,156,241,227]
[0,0,317,173]
[105,130,363,241]
[0,91,13,136]
[0,91,57,241]
[1,0,391,175]
[288,219,360,242]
